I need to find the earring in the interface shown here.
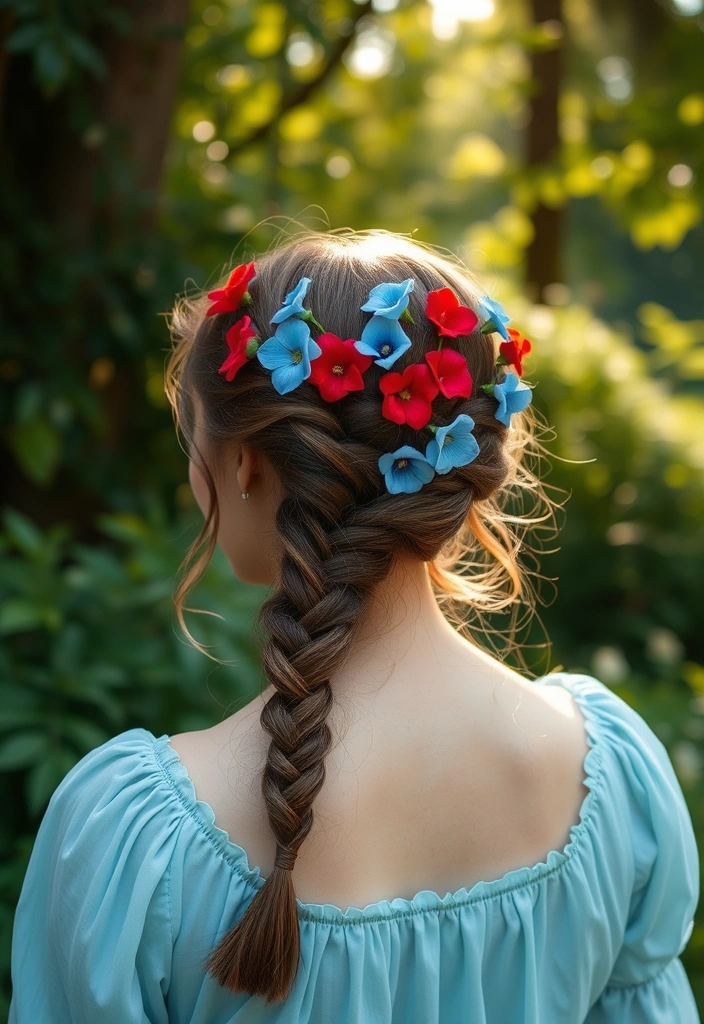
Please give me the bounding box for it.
[241,492,249,500]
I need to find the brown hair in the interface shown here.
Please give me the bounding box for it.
[163,227,562,1004]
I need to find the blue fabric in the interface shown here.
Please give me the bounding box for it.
[9,671,701,1023]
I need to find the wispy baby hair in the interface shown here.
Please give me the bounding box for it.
[164,227,563,1004]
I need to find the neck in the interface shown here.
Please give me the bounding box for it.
[329,554,497,703]
[258,555,509,711]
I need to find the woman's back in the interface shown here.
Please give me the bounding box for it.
[168,657,591,913]
[9,670,700,1022]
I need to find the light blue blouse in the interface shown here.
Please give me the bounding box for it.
[9,671,701,1023]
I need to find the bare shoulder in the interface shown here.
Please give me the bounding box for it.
[168,697,271,831]
[166,672,592,904]
[500,676,593,845]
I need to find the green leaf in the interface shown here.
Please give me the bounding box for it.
[61,717,110,753]
[65,32,107,78]
[26,750,77,817]
[6,22,46,53]
[0,599,44,635]
[7,416,62,485]
[0,709,43,731]
[2,507,44,556]
[97,513,149,543]
[35,39,70,95]
[0,731,47,771]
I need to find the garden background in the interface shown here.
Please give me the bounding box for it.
[1,0,703,1013]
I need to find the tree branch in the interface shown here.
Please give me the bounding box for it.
[228,1,373,159]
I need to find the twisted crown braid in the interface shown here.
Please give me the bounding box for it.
[212,265,534,496]
[164,229,551,1005]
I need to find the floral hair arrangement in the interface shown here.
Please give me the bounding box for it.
[208,263,534,495]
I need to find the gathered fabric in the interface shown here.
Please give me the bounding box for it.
[9,671,700,1023]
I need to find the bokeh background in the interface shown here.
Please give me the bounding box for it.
[1,0,703,1013]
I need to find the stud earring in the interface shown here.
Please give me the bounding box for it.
[241,492,249,500]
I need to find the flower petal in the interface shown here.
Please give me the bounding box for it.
[381,394,407,425]
[361,279,414,318]
[425,349,473,399]
[404,396,433,429]
[435,433,480,473]
[478,294,511,340]
[270,277,312,323]
[273,316,312,351]
[355,317,412,368]
[205,262,256,316]
[440,307,479,338]
[426,413,479,472]
[426,288,458,322]
[256,337,293,370]
[378,445,435,494]
[378,371,403,396]
[492,372,532,426]
[271,361,307,395]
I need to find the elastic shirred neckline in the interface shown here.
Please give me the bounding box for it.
[148,671,605,926]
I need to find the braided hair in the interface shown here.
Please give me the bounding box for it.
[164,228,559,1004]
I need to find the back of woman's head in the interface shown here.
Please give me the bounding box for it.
[164,227,558,1003]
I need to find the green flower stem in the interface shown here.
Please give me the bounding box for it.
[480,382,495,396]
[300,310,325,332]
[245,337,260,358]
[240,291,253,306]
[495,352,510,366]
[400,307,415,325]
[426,423,438,434]
[480,320,495,335]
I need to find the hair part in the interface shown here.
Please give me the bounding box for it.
[163,226,565,1003]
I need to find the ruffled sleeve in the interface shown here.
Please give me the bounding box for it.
[584,682,700,1023]
[9,729,182,1024]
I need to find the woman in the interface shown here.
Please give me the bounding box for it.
[8,229,699,1022]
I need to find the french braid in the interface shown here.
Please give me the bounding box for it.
[165,229,552,1005]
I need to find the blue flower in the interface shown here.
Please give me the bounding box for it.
[492,371,532,427]
[425,414,480,474]
[378,445,436,494]
[270,277,312,324]
[256,318,322,395]
[361,279,414,319]
[354,316,412,369]
[478,294,511,340]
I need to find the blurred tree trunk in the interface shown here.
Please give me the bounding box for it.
[49,0,190,243]
[525,0,564,302]
[1,0,190,535]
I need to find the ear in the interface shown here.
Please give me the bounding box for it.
[235,443,258,496]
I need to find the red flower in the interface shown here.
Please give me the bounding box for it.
[218,316,258,382]
[379,363,439,429]
[499,328,532,376]
[308,333,373,402]
[206,262,257,317]
[424,348,473,399]
[425,288,479,338]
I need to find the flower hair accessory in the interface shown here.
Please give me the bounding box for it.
[209,264,534,494]
[481,371,532,427]
[354,279,415,369]
[477,294,511,340]
[308,334,373,401]
[206,262,256,317]
[256,317,322,395]
[270,277,325,332]
[498,328,532,377]
[217,315,260,382]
